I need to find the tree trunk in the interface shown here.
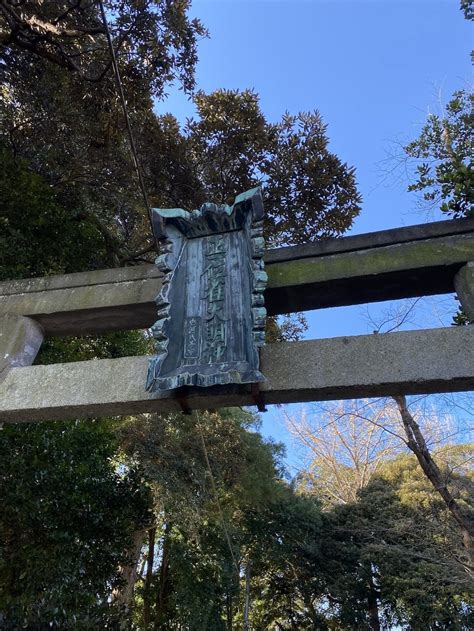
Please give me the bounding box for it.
[155,523,171,625]
[393,395,474,577]
[143,526,156,629]
[243,559,252,631]
[112,529,146,610]
[225,589,233,631]
[367,570,381,631]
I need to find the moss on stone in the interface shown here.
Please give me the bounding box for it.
[267,235,474,288]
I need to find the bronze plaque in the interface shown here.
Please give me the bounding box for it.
[146,188,267,392]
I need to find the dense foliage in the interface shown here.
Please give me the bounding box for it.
[314,451,474,629]
[0,419,150,629]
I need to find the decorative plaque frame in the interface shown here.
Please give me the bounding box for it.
[146,187,267,392]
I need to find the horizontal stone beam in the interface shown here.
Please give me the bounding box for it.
[266,232,473,314]
[264,215,474,262]
[0,217,473,336]
[1,326,473,423]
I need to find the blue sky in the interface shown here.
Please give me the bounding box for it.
[159,0,471,240]
[156,0,472,466]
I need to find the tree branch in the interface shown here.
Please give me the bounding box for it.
[393,394,474,578]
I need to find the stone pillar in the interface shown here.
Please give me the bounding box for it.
[454,263,474,320]
[0,315,44,382]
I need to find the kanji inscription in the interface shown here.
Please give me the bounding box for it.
[146,188,267,392]
[203,235,227,364]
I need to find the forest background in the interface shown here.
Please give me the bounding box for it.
[0,1,472,629]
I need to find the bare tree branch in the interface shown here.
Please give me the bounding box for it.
[393,394,474,578]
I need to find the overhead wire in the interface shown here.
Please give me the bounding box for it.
[98,0,157,250]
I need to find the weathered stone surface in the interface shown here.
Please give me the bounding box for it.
[1,326,472,423]
[0,226,473,335]
[265,215,474,263]
[0,265,161,296]
[0,316,44,382]
[267,235,473,288]
[454,263,474,319]
[0,276,159,335]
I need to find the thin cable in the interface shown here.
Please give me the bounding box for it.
[98,1,156,249]
[194,410,240,577]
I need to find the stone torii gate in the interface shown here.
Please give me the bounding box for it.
[0,216,473,423]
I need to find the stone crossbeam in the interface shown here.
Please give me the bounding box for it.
[1,326,473,423]
[0,216,473,336]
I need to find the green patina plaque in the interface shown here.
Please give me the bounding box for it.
[146,188,267,392]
